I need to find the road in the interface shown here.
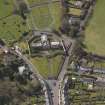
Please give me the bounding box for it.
[1,0,97,105]
[11,23,75,105]
[10,0,94,104]
[20,55,53,105]
[46,39,76,105]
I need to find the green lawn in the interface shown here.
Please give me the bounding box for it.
[0,0,62,78]
[84,0,105,55]
[50,2,62,30]
[69,8,81,16]
[0,15,28,44]
[28,0,61,30]
[31,55,62,78]
[31,4,53,29]
[0,0,62,43]
[28,0,49,5]
[0,0,13,18]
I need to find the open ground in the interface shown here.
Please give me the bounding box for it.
[84,0,105,56]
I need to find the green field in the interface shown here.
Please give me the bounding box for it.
[28,0,62,30]
[31,4,53,29]
[0,0,62,44]
[0,0,13,18]
[50,2,62,29]
[0,0,62,78]
[28,0,50,5]
[0,15,28,44]
[0,0,29,44]
[31,55,62,78]
[84,0,105,55]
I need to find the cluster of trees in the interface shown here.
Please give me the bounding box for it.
[0,54,23,80]
[0,53,43,105]
[60,0,95,39]
[14,0,30,20]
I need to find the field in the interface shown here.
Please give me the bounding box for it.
[31,4,53,29]
[50,2,62,29]
[84,0,105,55]
[0,0,62,44]
[0,0,13,18]
[0,0,29,44]
[0,0,63,78]
[31,55,62,78]
[0,15,28,44]
[28,0,62,30]
[69,8,81,16]
[28,0,50,5]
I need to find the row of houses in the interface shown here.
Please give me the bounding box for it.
[31,34,62,50]
[61,0,96,34]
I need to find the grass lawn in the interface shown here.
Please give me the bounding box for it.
[18,41,29,52]
[28,0,49,5]
[30,55,62,78]
[0,0,13,18]
[31,4,53,29]
[28,0,61,30]
[0,0,61,42]
[0,15,28,44]
[50,2,62,30]
[84,0,105,55]
[69,8,81,16]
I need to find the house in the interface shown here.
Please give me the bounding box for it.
[30,34,63,50]
[69,17,80,26]
[75,1,83,8]
[88,84,93,90]
[50,42,61,49]
[31,41,62,50]
[41,34,48,44]
[18,66,26,75]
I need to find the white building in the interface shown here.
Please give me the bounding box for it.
[75,1,83,8]
[51,42,60,46]
[41,34,48,46]
[18,66,26,75]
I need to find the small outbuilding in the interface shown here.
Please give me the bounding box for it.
[18,66,26,75]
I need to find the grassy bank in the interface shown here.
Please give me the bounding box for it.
[31,55,62,78]
[0,15,28,44]
[84,0,105,55]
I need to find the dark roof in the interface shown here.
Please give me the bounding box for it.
[0,39,5,46]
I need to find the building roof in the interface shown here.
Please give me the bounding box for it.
[41,34,48,43]
[51,42,60,46]
[75,1,83,7]
[18,66,25,75]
